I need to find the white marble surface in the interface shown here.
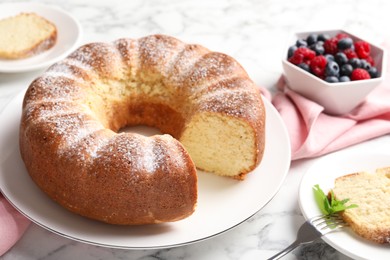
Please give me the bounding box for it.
[1,0,390,259]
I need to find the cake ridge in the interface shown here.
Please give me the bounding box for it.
[19,34,265,225]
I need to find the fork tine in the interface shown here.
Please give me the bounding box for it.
[310,214,348,233]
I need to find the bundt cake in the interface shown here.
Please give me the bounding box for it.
[19,34,266,225]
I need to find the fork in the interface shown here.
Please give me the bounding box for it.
[267,214,347,260]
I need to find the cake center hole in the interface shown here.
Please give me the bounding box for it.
[118,125,162,137]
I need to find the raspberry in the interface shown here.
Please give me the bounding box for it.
[310,55,327,77]
[343,49,358,59]
[350,68,371,81]
[335,33,349,39]
[288,47,315,65]
[364,56,375,66]
[324,38,338,55]
[354,41,371,58]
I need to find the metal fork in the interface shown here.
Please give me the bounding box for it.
[267,214,347,260]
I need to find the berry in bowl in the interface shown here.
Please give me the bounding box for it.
[282,30,386,115]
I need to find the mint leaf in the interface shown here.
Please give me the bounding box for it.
[313,184,358,215]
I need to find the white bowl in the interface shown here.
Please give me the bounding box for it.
[282,29,387,115]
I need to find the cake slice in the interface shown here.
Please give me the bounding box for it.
[0,12,57,59]
[332,167,390,244]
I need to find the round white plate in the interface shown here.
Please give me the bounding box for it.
[0,2,82,73]
[299,151,390,260]
[0,90,291,249]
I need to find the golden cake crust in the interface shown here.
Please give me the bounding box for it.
[19,34,265,225]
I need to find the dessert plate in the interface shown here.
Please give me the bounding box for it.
[299,151,390,260]
[0,90,291,249]
[0,2,82,73]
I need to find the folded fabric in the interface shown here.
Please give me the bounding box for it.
[0,195,30,256]
[269,46,390,160]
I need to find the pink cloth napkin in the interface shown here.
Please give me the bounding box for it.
[0,195,30,256]
[267,44,390,160]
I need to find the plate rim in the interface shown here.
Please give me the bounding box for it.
[298,150,390,259]
[0,90,291,249]
[0,2,82,73]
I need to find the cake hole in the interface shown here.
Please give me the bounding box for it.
[119,125,162,137]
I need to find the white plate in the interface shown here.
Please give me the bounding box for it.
[299,151,390,260]
[0,90,291,249]
[0,2,82,73]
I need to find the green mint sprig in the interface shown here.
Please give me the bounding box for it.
[313,184,358,215]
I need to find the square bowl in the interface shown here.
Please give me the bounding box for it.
[282,29,387,115]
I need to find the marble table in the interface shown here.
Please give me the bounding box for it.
[1,0,390,259]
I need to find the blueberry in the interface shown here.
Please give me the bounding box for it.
[324,54,335,62]
[337,37,353,50]
[368,67,379,78]
[325,61,340,77]
[340,64,353,76]
[306,34,318,45]
[288,45,297,58]
[339,76,351,82]
[297,63,310,72]
[318,34,330,42]
[309,42,325,55]
[296,39,307,47]
[325,76,339,83]
[348,58,362,68]
[360,59,371,70]
[335,52,348,65]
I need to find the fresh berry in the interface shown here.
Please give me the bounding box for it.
[354,41,370,58]
[324,54,335,62]
[288,47,316,65]
[337,37,353,50]
[364,56,375,66]
[288,32,379,83]
[340,76,351,82]
[310,55,327,77]
[335,33,349,39]
[318,34,330,42]
[343,49,358,59]
[325,61,340,77]
[325,76,339,83]
[335,52,348,65]
[368,67,379,78]
[310,42,325,55]
[360,59,371,70]
[340,64,353,76]
[298,63,310,72]
[324,38,338,55]
[350,68,371,80]
[348,58,362,68]
[296,39,307,47]
[288,45,298,58]
[306,34,318,45]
